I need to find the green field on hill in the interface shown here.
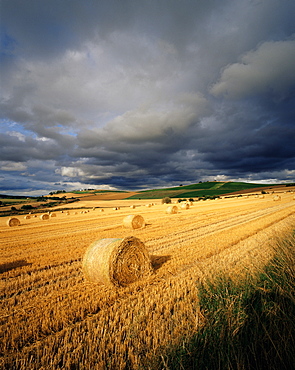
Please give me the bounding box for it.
[126,181,278,199]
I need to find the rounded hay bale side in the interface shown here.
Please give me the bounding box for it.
[24,215,31,219]
[82,236,153,287]
[40,213,49,220]
[166,205,178,214]
[100,209,104,212]
[130,205,136,209]
[50,213,56,217]
[123,214,145,229]
[7,217,21,227]
[180,203,190,209]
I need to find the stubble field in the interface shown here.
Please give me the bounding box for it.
[1,191,295,369]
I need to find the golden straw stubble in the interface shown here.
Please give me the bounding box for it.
[123,214,145,229]
[7,217,21,227]
[82,236,153,287]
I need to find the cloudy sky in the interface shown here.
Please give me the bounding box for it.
[1,0,295,195]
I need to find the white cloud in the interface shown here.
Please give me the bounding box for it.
[55,167,85,178]
[0,161,27,171]
[7,131,26,142]
[210,39,295,98]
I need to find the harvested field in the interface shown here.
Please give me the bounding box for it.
[1,192,295,369]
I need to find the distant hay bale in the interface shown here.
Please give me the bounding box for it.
[113,207,118,211]
[123,214,145,229]
[66,211,70,215]
[166,205,178,214]
[50,213,56,217]
[92,207,96,210]
[7,217,21,227]
[259,195,264,199]
[40,213,49,220]
[130,205,136,209]
[82,236,153,287]
[146,204,152,207]
[273,195,281,201]
[24,215,31,219]
[180,203,190,209]
[100,209,104,212]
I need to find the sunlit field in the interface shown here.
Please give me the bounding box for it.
[1,191,295,369]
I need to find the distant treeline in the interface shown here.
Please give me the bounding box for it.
[0,194,35,199]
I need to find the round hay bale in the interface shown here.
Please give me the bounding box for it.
[82,236,153,287]
[259,195,264,199]
[100,209,104,212]
[146,203,152,207]
[40,213,49,220]
[7,217,21,227]
[180,203,190,209]
[130,205,136,209]
[24,215,31,219]
[123,214,145,229]
[166,205,178,214]
[273,195,281,201]
[50,213,56,217]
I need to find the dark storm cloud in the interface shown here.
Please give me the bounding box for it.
[0,0,295,195]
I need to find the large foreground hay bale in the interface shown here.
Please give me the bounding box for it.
[7,217,21,227]
[40,213,49,220]
[82,236,152,287]
[123,214,145,229]
[166,205,178,214]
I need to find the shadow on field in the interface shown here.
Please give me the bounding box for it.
[158,285,295,370]
[151,255,171,271]
[0,259,32,273]
[236,289,295,370]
